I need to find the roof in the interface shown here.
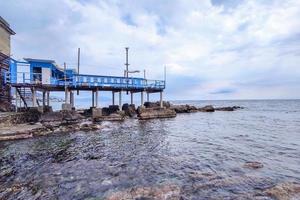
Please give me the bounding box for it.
[23,58,56,63]
[0,16,15,35]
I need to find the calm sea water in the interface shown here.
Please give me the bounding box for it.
[1,100,300,199]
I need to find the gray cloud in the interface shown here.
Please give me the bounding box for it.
[1,0,300,100]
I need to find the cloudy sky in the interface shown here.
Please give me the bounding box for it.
[2,0,300,100]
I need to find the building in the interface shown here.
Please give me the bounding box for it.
[0,16,15,110]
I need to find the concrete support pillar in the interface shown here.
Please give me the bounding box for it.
[147,92,150,102]
[92,91,95,107]
[70,91,74,107]
[46,91,50,106]
[130,92,133,105]
[112,91,115,105]
[15,89,18,112]
[95,89,99,107]
[32,88,36,107]
[160,91,163,108]
[65,88,69,104]
[119,91,122,108]
[42,91,46,107]
[141,91,144,107]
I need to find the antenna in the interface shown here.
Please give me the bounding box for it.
[77,48,80,95]
[125,47,129,94]
[164,65,166,88]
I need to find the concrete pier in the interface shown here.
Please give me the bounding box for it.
[95,89,99,107]
[160,91,163,108]
[141,91,144,107]
[32,88,36,107]
[131,92,133,105]
[119,91,122,108]
[112,91,115,105]
[46,91,50,106]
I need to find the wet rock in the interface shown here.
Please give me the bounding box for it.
[264,182,300,200]
[170,104,198,113]
[106,184,181,200]
[79,121,101,131]
[94,112,125,121]
[138,107,176,120]
[0,99,15,112]
[102,105,120,116]
[215,106,244,111]
[122,103,136,117]
[244,161,264,169]
[144,101,171,109]
[198,105,215,112]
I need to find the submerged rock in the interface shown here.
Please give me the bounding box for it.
[106,184,181,200]
[243,161,264,169]
[215,106,244,111]
[264,182,300,200]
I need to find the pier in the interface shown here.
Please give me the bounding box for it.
[6,52,165,111]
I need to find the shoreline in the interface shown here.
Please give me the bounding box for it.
[0,102,243,141]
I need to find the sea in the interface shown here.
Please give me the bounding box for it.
[1,100,300,199]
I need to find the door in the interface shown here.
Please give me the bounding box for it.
[42,68,51,84]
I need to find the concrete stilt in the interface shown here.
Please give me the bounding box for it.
[32,88,36,107]
[160,91,163,108]
[141,91,144,107]
[46,91,50,106]
[95,89,99,107]
[112,91,115,105]
[147,92,149,102]
[42,91,46,107]
[70,91,74,107]
[65,88,69,104]
[92,91,95,107]
[119,91,122,108]
[130,92,133,105]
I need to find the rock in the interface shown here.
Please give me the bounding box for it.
[102,105,120,116]
[264,182,300,200]
[198,105,215,112]
[79,121,101,131]
[144,101,171,108]
[94,112,125,121]
[122,103,136,117]
[215,107,234,111]
[243,161,264,169]
[215,106,244,111]
[40,111,63,122]
[106,184,181,200]
[138,107,176,120]
[0,100,14,112]
[170,104,198,113]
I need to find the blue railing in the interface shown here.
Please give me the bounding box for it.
[6,72,165,90]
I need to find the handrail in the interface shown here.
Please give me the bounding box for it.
[5,72,165,90]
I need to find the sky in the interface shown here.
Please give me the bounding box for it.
[1,0,300,100]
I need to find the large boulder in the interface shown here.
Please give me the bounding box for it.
[170,104,198,113]
[101,105,120,116]
[144,101,171,108]
[0,100,14,112]
[198,105,215,112]
[138,107,176,120]
[122,103,136,117]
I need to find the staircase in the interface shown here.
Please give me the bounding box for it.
[15,87,40,108]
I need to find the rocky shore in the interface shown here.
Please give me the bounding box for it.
[0,101,243,141]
